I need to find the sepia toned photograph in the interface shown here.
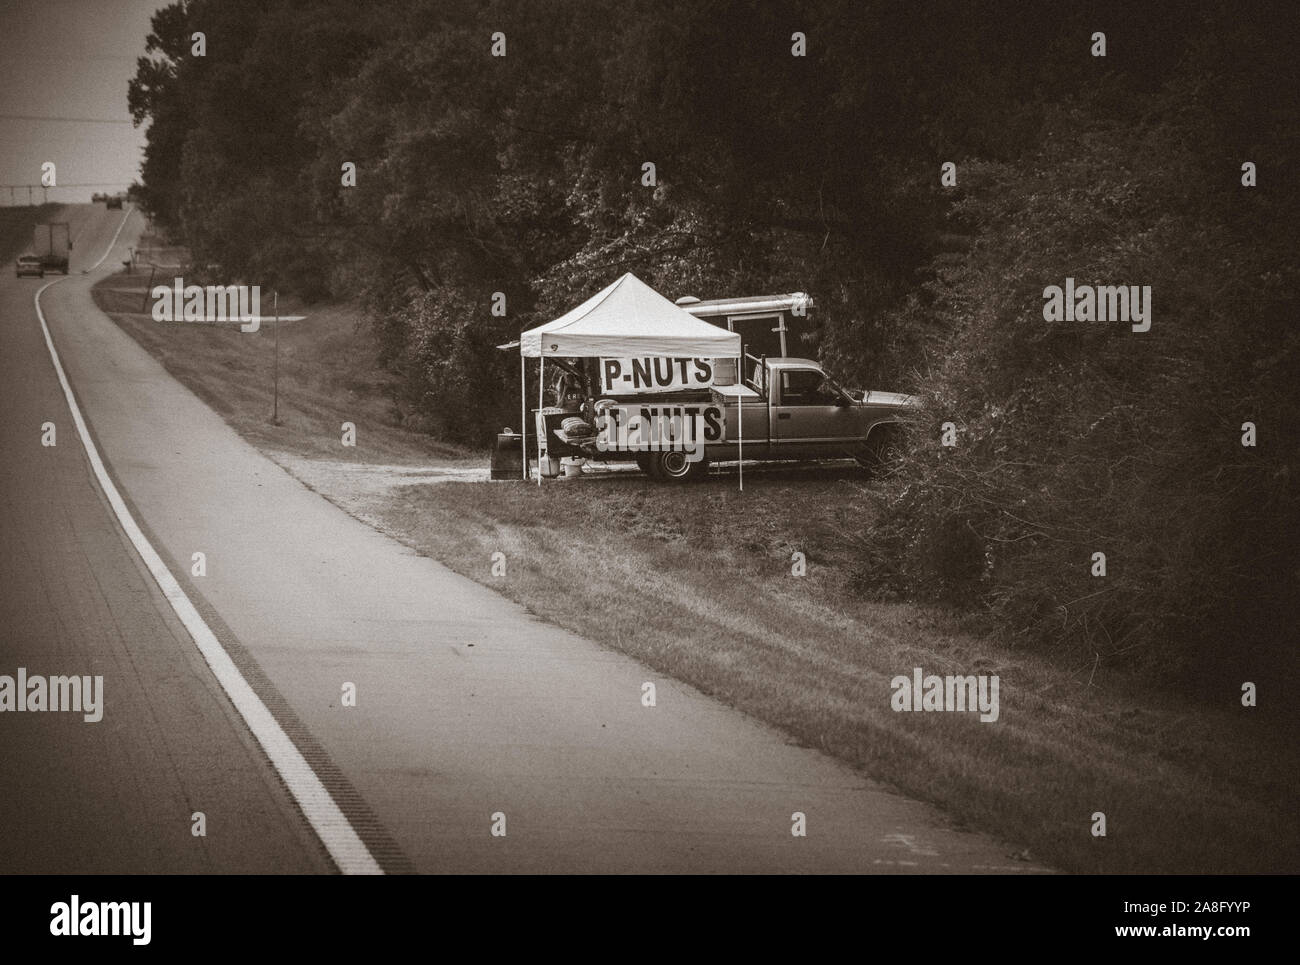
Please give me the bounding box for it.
[0,0,1294,945]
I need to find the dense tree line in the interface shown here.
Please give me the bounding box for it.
[130,0,1298,685]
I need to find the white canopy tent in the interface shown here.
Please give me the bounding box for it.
[517,273,745,488]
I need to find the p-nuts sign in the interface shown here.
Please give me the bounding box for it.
[596,404,725,462]
[600,357,714,394]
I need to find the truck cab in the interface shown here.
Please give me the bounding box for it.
[759,358,879,459]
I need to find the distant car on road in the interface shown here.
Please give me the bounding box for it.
[15,254,43,278]
[106,196,123,209]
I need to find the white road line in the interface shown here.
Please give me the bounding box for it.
[33,223,383,876]
[82,205,135,273]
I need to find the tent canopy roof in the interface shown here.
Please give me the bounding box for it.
[519,273,742,358]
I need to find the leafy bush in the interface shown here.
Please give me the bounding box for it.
[868,89,1300,687]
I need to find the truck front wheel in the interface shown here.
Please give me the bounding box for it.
[651,450,708,483]
[855,425,906,476]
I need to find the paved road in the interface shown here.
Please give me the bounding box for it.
[5,204,1043,872]
[0,206,330,873]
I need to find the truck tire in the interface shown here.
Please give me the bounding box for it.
[634,453,659,478]
[855,424,906,476]
[650,449,708,483]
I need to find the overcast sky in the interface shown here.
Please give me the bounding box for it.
[0,0,165,205]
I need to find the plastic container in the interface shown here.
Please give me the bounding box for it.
[490,432,524,480]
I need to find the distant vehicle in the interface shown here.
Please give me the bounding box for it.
[106,196,123,209]
[15,254,43,278]
[31,222,72,274]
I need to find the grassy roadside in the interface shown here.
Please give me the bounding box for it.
[93,269,473,466]
[92,270,1298,875]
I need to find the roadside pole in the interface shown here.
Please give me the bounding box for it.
[272,290,280,425]
[141,264,156,313]
[537,356,543,486]
[521,353,527,481]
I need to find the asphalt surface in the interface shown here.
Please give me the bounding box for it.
[3,204,1043,873]
[0,206,330,872]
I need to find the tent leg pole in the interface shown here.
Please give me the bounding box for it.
[738,354,744,492]
[520,353,527,480]
[537,357,544,487]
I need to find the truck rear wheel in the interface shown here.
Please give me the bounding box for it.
[651,449,707,482]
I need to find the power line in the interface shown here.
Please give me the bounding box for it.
[2,55,140,63]
[0,182,130,188]
[0,114,134,125]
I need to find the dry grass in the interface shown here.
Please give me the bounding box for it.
[93,271,1299,875]
[93,271,472,466]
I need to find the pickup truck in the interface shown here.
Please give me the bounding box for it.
[530,355,914,482]
[635,356,914,480]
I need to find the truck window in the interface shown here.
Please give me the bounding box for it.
[780,369,826,406]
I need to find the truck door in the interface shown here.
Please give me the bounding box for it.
[772,367,859,457]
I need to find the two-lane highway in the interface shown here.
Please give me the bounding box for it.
[0,205,330,872]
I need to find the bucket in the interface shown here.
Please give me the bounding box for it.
[490,432,524,480]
